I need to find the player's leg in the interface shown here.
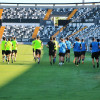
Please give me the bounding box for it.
[92,53,95,68]
[33,48,35,59]
[78,52,81,64]
[81,53,83,64]
[75,52,79,66]
[53,50,56,63]
[95,52,99,68]
[2,51,5,62]
[62,53,65,64]
[5,51,7,62]
[37,53,39,63]
[59,54,61,65]
[49,55,52,65]
[35,49,38,62]
[8,54,10,64]
[61,56,63,65]
[82,54,85,64]
[73,58,75,63]
[66,51,68,62]
[59,55,63,66]
[5,51,8,63]
[34,49,37,62]
[63,54,65,64]
[8,51,11,64]
[99,51,100,62]
[73,52,76,64]
[75,57,78,66]
[33,52,35,59]
[14,50,17,62]
[33,48,34,57]
[11,51,14,63]
[74,52,78,65]
[92,58,95,68]
[68,51,70,62]
[6,54,8,63]
[59,53,64,65]
[37,50,41,64]
[53,52,55,64]
[96,58,99,68]
[2,54,5,62]
[81,51,85,64]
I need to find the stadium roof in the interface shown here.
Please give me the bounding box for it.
[0,2,100,4]
[0,2,99,8]
[0,0,100,3]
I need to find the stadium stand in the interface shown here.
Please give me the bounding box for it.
[2,8,47,19]
[0,2,99,44]
[2,7,99,20]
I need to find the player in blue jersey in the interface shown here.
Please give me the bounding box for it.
[59,38,67,66]
[78,38,81,64]
[97,39,100,55]
[90,38,99,68]
[81,39,87,64]
[65,37,72,62]
[73,37,82,66]
[97,39,100,62]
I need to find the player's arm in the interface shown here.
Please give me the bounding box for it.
[73,43,75,48]
[16,41,18,46]
[85,43,87,50]
[1,42,2,50]
[12,43,13,49]
[58,44,60,48]
[98,43,100,49]
[90,43,92,50]
[46,44,48,48]
[32,41,34,47]
[54,42,56,48]
[41,42,43,49]
[80,44,82,50]
[5,42,7,49]
[99,43,100,49]
[65,44,67,49]
[46,42,49,48]
[58,43,60,48]
[71,42,73,48]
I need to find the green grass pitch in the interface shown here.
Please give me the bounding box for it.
[0,44,100,100]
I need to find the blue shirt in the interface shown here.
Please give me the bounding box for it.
[65,40,71,50]
[78,42,81,52]
[81,42,86,51]
[90,41,99,53]
[59,42,66,53]
[73,41,81,52]
[97,42,100,52]
[99,42,100,51]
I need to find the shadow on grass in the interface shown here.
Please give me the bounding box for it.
[0,48,99,100]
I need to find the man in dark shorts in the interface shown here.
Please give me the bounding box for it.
[46,37,55,65]
[81,39,87,64]
[11,37,18,63]
[1,37,7,62]
[90,38,99,68]
[32,38,36,60]
[34,36,43,64]
[5,38,13,64]
[97,39,100,58]
[73,37,82,66]
[65,37,72,62]
[58,38,67,66]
